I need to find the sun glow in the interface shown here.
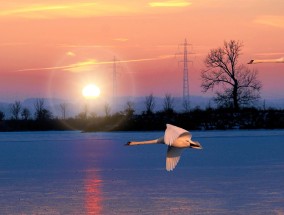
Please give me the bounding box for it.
[82,84,101,99]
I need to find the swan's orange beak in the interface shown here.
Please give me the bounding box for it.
[190,141,202,149]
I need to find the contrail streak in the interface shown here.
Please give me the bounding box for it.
[17,55,174,72]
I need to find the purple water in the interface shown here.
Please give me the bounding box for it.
[0,130,283,214]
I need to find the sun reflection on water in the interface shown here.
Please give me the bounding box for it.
[84,172,103,215]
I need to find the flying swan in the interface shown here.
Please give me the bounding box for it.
[126,124,202,171]
[248,57,284,64]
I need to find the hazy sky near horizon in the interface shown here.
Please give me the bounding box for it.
[0,0,284,103]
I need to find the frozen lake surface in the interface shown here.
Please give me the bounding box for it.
[0,130,284,214]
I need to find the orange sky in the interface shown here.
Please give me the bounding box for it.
[0,0,284,102]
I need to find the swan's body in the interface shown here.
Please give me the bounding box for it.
[248,57,284,64]
[126,124,202,171]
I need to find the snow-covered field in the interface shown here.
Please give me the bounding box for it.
[0,130,283,214]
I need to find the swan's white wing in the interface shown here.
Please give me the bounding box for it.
[166,146,185,171]
[164,124,190,146]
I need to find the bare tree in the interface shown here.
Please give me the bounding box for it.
[182,99,190,113]
[89,112,97,119]
[34,98,52,120]
[34,99,44,114]
[144,93,155,114]
[59,103,68,120]
[21,107,31,120]
[104,103,111,117]
[201,40,262,110]
[163,93,174,113]
[77,104,88,120]
[10,100,22,120]
[124,101,135,116]
[0,111,5,121]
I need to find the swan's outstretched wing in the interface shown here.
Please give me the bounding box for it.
[164,124,190,146]
[166,146,185,171]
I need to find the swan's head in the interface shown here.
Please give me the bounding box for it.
[174,133,192,147]
[175,133,202,149]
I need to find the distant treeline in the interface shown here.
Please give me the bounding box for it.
[1,106,284,132]
[3,39,278,132]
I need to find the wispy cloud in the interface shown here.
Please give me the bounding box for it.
[0,42,29,47]
[0,2,137,19]
[149,0,192,7]
[17,59,103,73]
[0,4,76,16]
[1,1,192,18]
[114,38,129,42]
[17,55,174,72]
[57,44,114,48]
[254,15,284,28]
[66,51,76,57]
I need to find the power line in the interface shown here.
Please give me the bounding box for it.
[183,38,190,101]
[113,56,117,106]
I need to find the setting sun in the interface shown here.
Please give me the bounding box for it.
[82,84,101,99]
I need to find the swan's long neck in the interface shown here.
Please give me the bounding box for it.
[128,137,164,146]
[253,58,284,64]
[256,59,276,63]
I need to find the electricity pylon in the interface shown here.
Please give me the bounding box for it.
[176,38,192,111]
